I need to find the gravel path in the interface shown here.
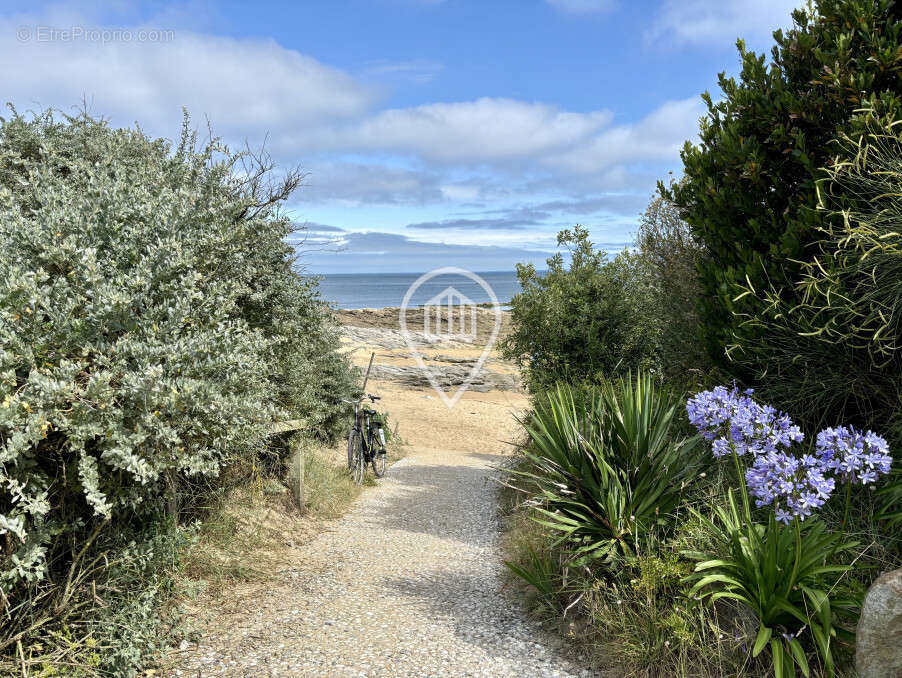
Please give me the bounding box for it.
[168,443,595,677]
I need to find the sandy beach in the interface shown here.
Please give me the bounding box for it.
[335,307,527,438]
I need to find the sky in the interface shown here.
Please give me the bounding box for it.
[0,0,802,273]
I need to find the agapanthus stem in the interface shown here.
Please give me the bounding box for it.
[840,480,852,534]
[784,517,802,598]
[731,449,752,522]
[826,480,854,563]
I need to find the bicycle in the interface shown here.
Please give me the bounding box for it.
[344,392,387,485]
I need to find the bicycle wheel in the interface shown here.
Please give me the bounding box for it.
[347,428,358,470]
[347,429,365,485]
[371,433,386,478]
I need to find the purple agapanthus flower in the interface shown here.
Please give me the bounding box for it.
[687,386,892,524]
[745,451,836,524]
[686,385,803,459]
[815,426,892,485]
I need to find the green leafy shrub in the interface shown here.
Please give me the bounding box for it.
[0,108,355,672]
[502,226,661,391]
[0,522,189,676]
[247,264,356,443]
[512,374,704,566]
[635,188,709,382]
[726,116,902,444]
[581,549,715,676]
[666,0,902,364]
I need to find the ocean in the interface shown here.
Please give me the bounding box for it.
[313,270,523,309]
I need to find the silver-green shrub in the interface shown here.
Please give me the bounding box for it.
[0,109,352,608]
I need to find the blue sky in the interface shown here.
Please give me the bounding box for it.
[0,0,801,272]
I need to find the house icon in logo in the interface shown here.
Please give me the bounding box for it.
[400,266,502,408]
[423,286,478,343]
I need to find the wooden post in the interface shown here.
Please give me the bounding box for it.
[270,419,308,512]
[361,351,375,392]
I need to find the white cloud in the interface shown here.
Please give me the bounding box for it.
[0,4,703,218]
[1,17,377,142]
[303,231,555,274]
[545,0,616,14]
[547,97,705,173]
[647,0,802,47]
[304,98,613,163]
[358,58,444,85]
[288,98,699,206]
[297,162,445,206]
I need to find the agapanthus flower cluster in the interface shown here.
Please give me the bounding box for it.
[686,385,803,458]
[815,426,892,485]
[745,452,835,523]
[687,387,892,524]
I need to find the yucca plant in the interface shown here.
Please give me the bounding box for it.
[503,545,559,602]
[514,373,704,566]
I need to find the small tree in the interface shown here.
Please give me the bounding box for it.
[502,226,660,391]
[666,0,902,364]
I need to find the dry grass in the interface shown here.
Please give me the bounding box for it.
[179,440,370,596]
[299,441,363,518]
[180,485,306,597]
[180,429,408,597]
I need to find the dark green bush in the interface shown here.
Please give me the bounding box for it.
[666,0,902,364]
[635,188,709,382]
[725,115,902,439]
[502,226,661,391]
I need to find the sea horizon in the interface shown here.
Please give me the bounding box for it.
[311,269,527,310]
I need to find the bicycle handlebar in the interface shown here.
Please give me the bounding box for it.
[342,393,381,404]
